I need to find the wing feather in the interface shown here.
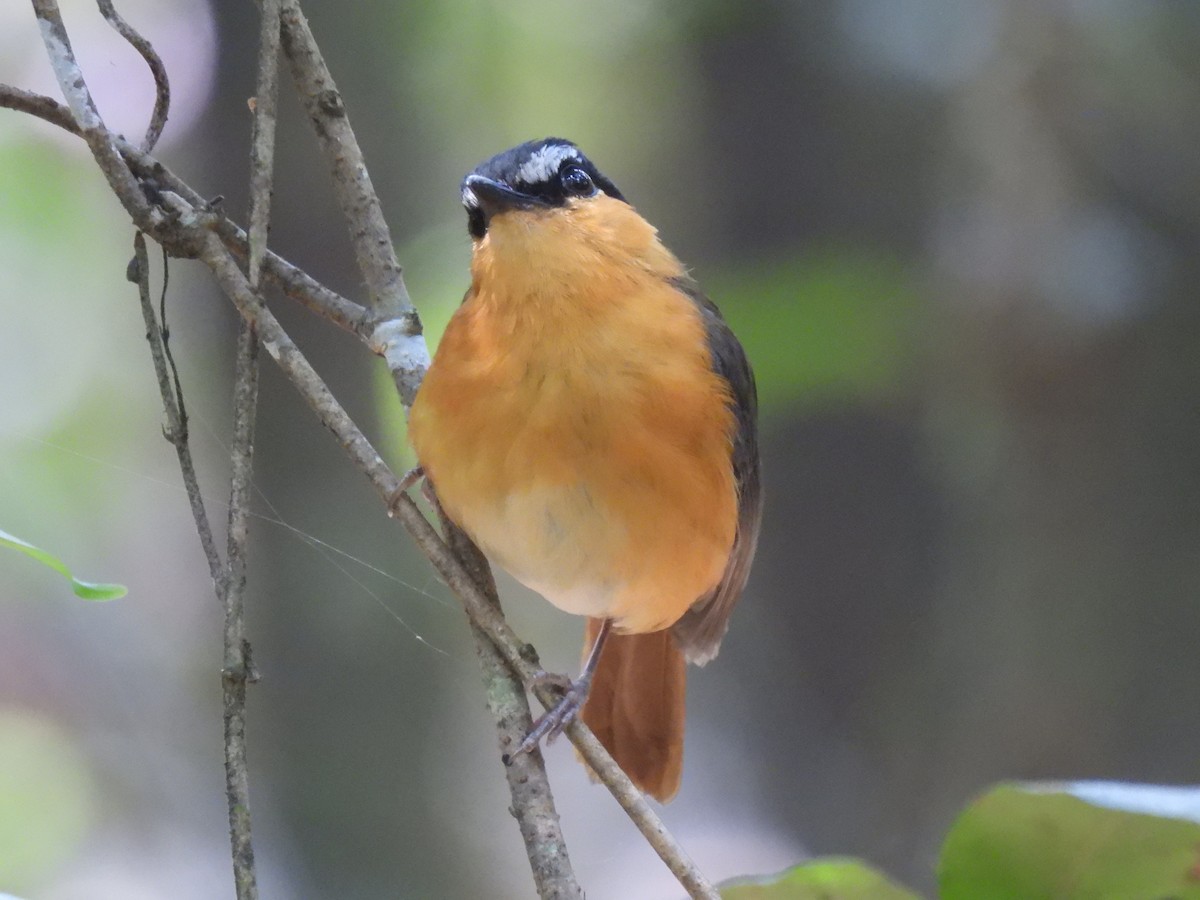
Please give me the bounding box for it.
[668,277,762,665]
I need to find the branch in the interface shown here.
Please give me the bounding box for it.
[222,320,261,900]
[276,0,426,407]
[570,734,717,898]
[0,83,80,134]
[96,0,170,151]
[217,1,283,894]
[247,0,281,293]
[32,0,163,235]
[130,231,224,588]
[0,85,371,335]
[437,505,582,899]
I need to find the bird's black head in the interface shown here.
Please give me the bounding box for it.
[461,138,626,239]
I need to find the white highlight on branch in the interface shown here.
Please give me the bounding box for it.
[37,21,101,131]
[370,318,431,375]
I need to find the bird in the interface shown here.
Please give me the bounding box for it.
[407,137,761,801]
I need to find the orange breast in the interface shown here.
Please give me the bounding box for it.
[409,198,737,633]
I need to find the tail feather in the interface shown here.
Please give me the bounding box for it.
[580,618,686,801]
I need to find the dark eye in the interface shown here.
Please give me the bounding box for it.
[560,165,595,197]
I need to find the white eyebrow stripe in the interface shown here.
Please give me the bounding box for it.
[515,144,579,185]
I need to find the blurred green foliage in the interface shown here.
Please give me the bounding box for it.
[711,249,919,413]
[722,857,920,899]
[939,784,1200,900]
[0,711,95,892]
[381,0,698,171]
[725,781,1200,899]
[0,143,76,242]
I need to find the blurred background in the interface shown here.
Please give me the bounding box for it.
[2,0,1199,897]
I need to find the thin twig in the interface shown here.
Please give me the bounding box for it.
[96,0,170,151]
[130,232,224,589]
[275,0,409,317]
[0,83,79,134]
[222,319,261,900]
[33,0,222,593]
[437,505,582,900]
[0,84,371,334]
[567,726,717,899]
[276,0,427,407]
[32,0,162,234]
[216,1,283,893]
[247,0,281,291]
[158,246,189,445]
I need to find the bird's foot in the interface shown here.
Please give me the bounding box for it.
[507,671,594,761]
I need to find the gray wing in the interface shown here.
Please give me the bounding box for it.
[669,277,762,665]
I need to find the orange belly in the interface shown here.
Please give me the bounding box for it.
[409,203,738,633]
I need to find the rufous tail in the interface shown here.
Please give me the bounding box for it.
[580,617,686,801]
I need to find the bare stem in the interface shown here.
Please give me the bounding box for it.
[215,1,283,894]
[32,0,161,233]
[276,0,427,406]
[567,726,717,899]
[96,0,170,152]
[0,83,79,134]
[223,320,261,900]
[130,232,224,589]
[247,0,281,291]
[0,85,372,334]
[437,505,582,899]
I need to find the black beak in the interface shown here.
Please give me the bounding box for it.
[462,175,546,218]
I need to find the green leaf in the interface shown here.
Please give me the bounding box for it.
[721,857,923,899]
[0,528,126,601]
[939,782,1200,899]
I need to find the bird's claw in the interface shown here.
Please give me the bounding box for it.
[508,674,593,762]
[386,465,425,518]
